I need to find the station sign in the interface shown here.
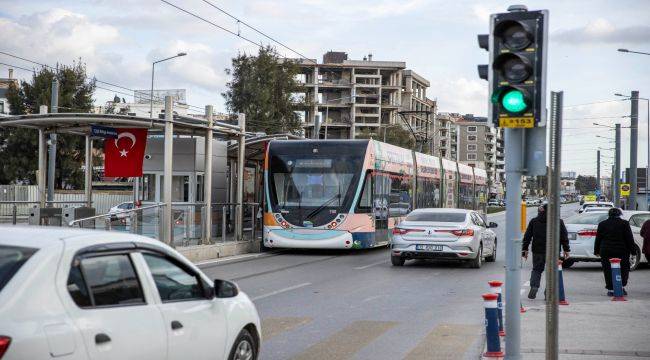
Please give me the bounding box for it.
[91,125,118,139]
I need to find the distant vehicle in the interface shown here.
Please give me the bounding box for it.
[564,211,649,270]
[488,199,501,207]
[0,227,261,360]
[582,207,613,214]
[108,201,134,220]
[498,199,505,207]
[577,201,614,214]
[525,198,540,206]
[390,208,498,268]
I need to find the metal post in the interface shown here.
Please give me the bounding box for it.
[235,114,246,241]
[203,105,214,244]
[646,98,649,210]
[611,165,615,201]
[162,96,174,245]
[38,106,47,208]
[250,204,255,241]
[596,150,601,193]
[614,124,621,207]
[504,128,524,359]
[630,91,639,209]
[222,206,227,242]
[11,205,17,225]
[545,91,563,360]
[48,79,59,205]
[85,135,93,207]
[150,63,156,120]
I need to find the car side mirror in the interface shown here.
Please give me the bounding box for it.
[489,222,498,228]
[214,279,239,298]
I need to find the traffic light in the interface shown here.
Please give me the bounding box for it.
[477,6,548,128]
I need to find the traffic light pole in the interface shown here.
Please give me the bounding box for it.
[614,124,621,206]
[504,128,524,359]
[629,91,639,209]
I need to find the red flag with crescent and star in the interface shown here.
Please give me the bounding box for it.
[104,128,148,177]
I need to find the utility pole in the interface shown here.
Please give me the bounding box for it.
[614,124,621,207]
[597,150,601,193]
[629,91,639,210]
[47,78,59,205]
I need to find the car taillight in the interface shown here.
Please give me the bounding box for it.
[392,228,423,235]
[0,336,11,359]
[436,229,474,236]
[578,229,597,237]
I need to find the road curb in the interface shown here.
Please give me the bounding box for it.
[195,250,286,268]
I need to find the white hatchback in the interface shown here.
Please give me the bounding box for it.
[0,227,261,360]
[390,208,498,268]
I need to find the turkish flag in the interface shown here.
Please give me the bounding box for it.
[104,128,148,177]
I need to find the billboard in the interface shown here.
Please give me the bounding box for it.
[133,89,186,104]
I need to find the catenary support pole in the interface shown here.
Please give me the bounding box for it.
[38,105,48,208]
[597,150,601,193]
[85,135,93,207]
[163,96,174,245]
[203,105,214,244]
[630,91,639,209]
[235,113,246,241]
[614,124,621,206]
[545,91,563,360]
[47,78,59,204]
[504,128,524,359]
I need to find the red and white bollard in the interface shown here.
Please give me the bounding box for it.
[482,293,504,358]
[609,258,627,301]
[488,280,505,337]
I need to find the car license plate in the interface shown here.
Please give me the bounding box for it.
[416,244,443,251]
[568,233,576,240]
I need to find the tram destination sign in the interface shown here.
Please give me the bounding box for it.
[91,125,118,139]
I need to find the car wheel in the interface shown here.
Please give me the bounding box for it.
[561,259,575,269]
[228,329,257,360]
[485,240,496,262]
[630,247,641,271]
[391,255,405,266]
[470,245,483,268]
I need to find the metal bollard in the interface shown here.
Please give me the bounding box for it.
[609,258,627,301]
[482,293,504,358]
[558,260,569,305]
[250,205,255,241]
[12,205,17,225]
[488,280,505,337]
[222,206,227,243]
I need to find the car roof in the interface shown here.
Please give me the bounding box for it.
[410,208,471,214]
[583,202,613,206]
[0,226,164,251]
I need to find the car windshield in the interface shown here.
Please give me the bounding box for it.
[0,245,38,293]
[565,213,608,225]
[405,212,467,222]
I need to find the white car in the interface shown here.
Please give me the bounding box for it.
[108,201,134,220]
[564,211,649,270]
[390,208,498,268]
[577,201,614,214]
[0,227,261,360]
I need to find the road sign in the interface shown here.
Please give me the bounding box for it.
[91,125,118,138]
[584,195,597,202]
[620,183,631,196]
[595,190,601,197]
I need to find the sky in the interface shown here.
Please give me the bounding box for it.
[1,0,649,177]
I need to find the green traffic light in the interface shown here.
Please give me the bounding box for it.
[501,89,528,113]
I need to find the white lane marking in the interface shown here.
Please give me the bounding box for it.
[251,282,311,301]
[354,260,389,270]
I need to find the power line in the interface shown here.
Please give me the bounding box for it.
[563,99,627,108]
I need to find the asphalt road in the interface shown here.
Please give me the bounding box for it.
[198,202,647,360]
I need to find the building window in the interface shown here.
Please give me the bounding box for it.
[467,144,477,151]
[467,135,477,142]
[467,153,477,161]
[467,126,477,133]
[0,101,4,114]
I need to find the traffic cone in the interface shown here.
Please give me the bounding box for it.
[488,281,505,336]
[558,260,569,306]
[482,293,504,358]
[609,258,627,301]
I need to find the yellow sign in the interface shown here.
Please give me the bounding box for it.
[584,195,597,202]
[620,183,631,196]
[499,117,535,128]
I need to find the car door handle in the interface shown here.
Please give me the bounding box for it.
[171,320,183,330]
[95,333,111,345]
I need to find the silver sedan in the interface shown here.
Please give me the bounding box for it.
[390,208,498,268]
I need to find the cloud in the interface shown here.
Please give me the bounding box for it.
[431,77,488,116]
[554,18,650,44]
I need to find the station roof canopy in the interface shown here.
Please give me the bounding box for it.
[0,113,244,137]
[227,133,302,161]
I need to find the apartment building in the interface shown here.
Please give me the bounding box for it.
[435,112,463,160]
[294,51,433,140]
[0,69,18,115]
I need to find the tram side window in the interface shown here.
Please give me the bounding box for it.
[416,177,438,209]
[356,172,372,213]
[373,174,390,220]
[389,175,411,217]
[458,183,474,210]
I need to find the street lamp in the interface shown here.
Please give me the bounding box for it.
[150,52,187,122]
[615,92,650,208]
[618,48,650,56]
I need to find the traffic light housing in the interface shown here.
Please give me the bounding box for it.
[478,7,548,128]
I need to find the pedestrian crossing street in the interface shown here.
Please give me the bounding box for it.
[261,317,482,360]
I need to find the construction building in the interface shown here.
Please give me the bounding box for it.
[294,51,434,141]
[0,69,18,115]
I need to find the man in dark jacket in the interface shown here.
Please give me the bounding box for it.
[594,208,636,295]
[640,219,650,263]
[522,204,571,299]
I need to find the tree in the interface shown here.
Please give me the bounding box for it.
[0,62,95,187]
[356,124,416,149]
[222,46,301,135]
[575,175,598,195]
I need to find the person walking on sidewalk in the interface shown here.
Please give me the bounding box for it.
[594,208,635,296]
[640,219,650,263]
[521,204,571,299]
